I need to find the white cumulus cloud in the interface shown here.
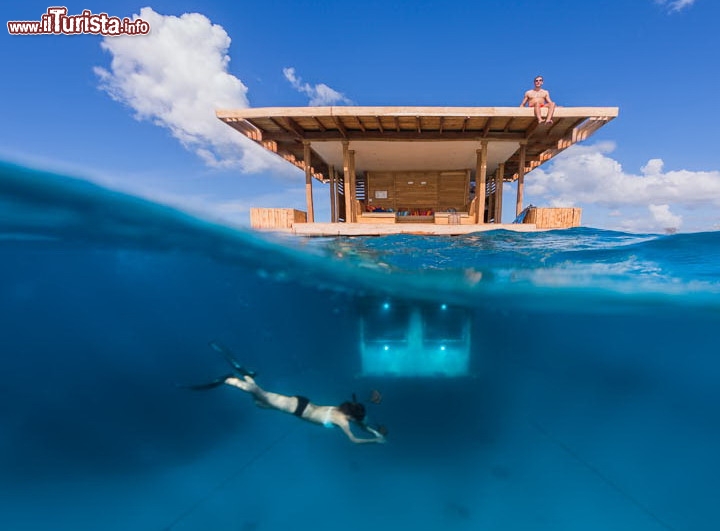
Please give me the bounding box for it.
[524,142,720,233]
[283,67,353,106]
[648,204,682,231]
[94,7,288,174]
[655,0,696,13]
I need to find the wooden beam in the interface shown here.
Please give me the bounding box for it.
[516,143,526,217]
[525,119,540,138]
[545,120,561,135]
[475,141,488,224]
[573,116,610,142]
[481,117,491,138]
[260,130,527,142]
[275,117,305,141]
[312,116,327,131]
[502,117,512,133]
[303,141,315,222]
[375,116,384,133]
[228,120,262,141]
[333,116,348,139]
[217,106,619,122]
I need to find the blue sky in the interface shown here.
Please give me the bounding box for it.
[2,0,719,232]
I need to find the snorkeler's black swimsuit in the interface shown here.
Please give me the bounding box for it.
[293,396,310,417]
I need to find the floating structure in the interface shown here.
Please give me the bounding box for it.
[217,106,618,235]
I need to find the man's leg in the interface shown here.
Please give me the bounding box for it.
[545,102,556,124]
[533,103,544,123]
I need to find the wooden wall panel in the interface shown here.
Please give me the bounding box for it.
[365,170,470,212]
[395,172,438,208]
[365,171,396,210]
[438,170,470,210]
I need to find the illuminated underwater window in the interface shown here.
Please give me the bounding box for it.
[359,301,471,377]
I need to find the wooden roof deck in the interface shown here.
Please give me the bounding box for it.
[217,106,618,182]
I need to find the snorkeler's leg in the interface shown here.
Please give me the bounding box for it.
[225,375,255,390]
[234,382,297,413]
[224,375,297,413]
[209,341,257,378]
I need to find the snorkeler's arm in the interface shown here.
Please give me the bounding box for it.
[337,419,386,444]
[363,425,385,438]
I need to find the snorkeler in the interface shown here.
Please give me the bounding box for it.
[184,342,387,445]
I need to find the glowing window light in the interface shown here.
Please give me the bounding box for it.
[360,304,470,377]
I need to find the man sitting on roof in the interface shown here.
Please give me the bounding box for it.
[521,76,556,124]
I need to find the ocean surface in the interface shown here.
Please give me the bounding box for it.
[1,160,719,531]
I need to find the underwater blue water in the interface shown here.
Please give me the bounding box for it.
[1,160,719,530]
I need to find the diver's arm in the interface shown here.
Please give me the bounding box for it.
[337,418,386,444]
[362,425,385,439]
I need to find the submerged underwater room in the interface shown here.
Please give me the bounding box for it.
[1,162,720,530]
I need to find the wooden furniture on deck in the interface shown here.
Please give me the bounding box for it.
[523,207,582,229]
[250,208,307,229]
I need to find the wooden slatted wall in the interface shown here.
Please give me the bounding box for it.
[364,170,470,212]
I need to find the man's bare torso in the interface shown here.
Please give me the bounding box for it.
[524,88,549,105]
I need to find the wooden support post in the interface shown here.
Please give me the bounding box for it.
[349,149,357,222]
[495,162,504,223]
[329,166,337,223]
[516,143,526,218]
[485,168,494,222]
[303,141,314,222]
[342,141,352,223]
[475,141,488,224]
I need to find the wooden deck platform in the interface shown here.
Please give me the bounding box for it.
[268,222,538,236]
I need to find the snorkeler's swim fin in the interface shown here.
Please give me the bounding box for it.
[177,373,234,391]
[208,341,257,378]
